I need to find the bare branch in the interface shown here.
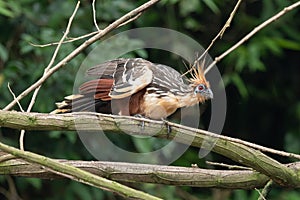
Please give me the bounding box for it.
[0,110,300,187]
[29,11,142,48]
[182,0,243,77]
[29,31,98,47]
[255,188,266,200]
[0,154,272,189]
[257,180,273,200]
[204,1,300,74]
[0,143,161,200]
[7,83,24,112]
[3,0,160,111]
[92,0,101,31]
[205,161,252,170]
[8,83,25,150]
[17,1,81,151]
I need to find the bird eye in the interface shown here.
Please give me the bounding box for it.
[197,84,205,91]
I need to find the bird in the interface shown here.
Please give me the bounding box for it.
[51,58,213,120]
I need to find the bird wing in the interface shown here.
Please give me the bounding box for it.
[110,58,154,99]
[150,64,192,96]
[83,58,153,99]
[86,59,122,78]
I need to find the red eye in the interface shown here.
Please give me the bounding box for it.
[198,84,205,91]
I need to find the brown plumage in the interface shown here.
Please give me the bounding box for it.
[51,58,213,119]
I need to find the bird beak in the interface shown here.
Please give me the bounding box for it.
[205,88,213,99]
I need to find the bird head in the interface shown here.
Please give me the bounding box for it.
[188,61,213,101]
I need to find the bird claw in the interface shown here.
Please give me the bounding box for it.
[161,118,172,138]
[134,114,147,130]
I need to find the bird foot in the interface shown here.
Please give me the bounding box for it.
[161,118,172,138]
[134,114,148,130]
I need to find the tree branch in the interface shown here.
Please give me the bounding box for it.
[204,0,300,73]
[3,0,160,111]
[0,110,300,187]
[0,145,161,200]
[0,153,273,189]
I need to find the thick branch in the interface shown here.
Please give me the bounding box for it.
[0,110,300,187]
[0,144,160,200]
[0,154,272,189]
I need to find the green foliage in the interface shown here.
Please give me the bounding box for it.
[0,0,300,199]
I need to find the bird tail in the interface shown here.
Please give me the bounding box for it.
[50,94,83,114]
[51,94,112,114]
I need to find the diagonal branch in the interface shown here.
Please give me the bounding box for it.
[18,1,81,151]
[3,0,160,111]
[204,0,300,74]
[0,143,161,200]
[0,110,299,187]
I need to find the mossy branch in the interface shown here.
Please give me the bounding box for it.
[0,153,275,189]
[0,110,300,188]
[0,144,161,200]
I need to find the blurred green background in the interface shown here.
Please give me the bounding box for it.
[0,0,300,199]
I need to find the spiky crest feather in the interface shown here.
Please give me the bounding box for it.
[188,60,210,88]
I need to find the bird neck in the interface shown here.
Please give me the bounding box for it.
[178,93,205,107]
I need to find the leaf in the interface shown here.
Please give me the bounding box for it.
[274,38,300,51]
[26,178,42,189]
[234,46,247,72]
[231,73,248,98]
[262,37,282,55]
[248,43,265,72]
[203,0,220,14]
[0,1,14,17]
[284,132,300,154]
[132,137,153,153]
[0,43,8,62]
[179,0,201,16]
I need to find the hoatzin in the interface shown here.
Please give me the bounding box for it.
[52,58,213,120]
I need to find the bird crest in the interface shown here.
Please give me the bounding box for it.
[187,60,210,88]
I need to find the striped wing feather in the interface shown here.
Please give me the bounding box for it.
[150,64,192,96]
[109,59,153,99]
[84,58,154,99]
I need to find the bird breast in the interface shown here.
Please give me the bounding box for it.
[142,91,179,119]
[141,89,200,119]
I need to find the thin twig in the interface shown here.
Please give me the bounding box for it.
[29,31,98,47]
[7,83,24,112]
[92,0,101,31]
[118,12,142,27]
[7,83,25,150]
[44,1,81,74]
[204,1,300,74]
[255,188,266,200]
[19,130,26,151]
[3,0,160,111]
[6,176,21,200]
[206,161,252,170]
[182,0,243,77]
[257,180,273,200]
[17,1,81,151]
[218,0,242,38]
[29,11,142,48]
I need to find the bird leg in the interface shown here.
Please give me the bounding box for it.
[161,118,172,138]
[133,114,148,130]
